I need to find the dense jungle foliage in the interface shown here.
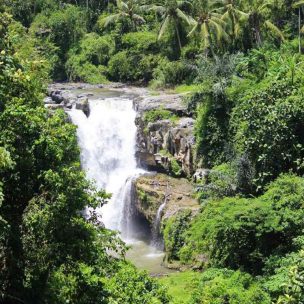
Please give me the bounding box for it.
[1,0,304,303]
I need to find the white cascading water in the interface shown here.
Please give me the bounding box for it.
[69,97,142,236]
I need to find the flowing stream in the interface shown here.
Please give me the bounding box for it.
[68,90,174,274]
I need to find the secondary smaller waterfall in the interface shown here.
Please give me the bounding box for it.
[151,182,170,249]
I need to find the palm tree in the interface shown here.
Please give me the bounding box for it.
[245,0,284,46]
[148,0,191,51]
[188,0,228,54]
[217,0,248,46]
[293,0,304,53]
[278,54,304,85]
[100,0,145,31]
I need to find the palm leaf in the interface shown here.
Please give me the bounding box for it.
[188,21,199,36]
[264,20,285,41]
[116,0,128,11]
[293,0,304,8]
[221,11,230,21]
[210,19,229,42]
[176,8,191,24]
[100,13,121,28]
[146,5,166,14]
[158,15,170,40]
[133,14,146,24]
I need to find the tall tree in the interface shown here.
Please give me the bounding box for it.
[245,0,284,46]
[188,0,228,54]
[293,0,304,53]
[148,0,191,51]
[100,0,146,32]
[217,0,248,47]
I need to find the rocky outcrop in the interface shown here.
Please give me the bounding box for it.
[134,93,189,116]
[134,173,199,225]
[45,88,91,116]
[134,94,196,177]
[45,82,148,115]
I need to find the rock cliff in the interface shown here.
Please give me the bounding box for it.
[134,94,196,177]
[134,173,199,225]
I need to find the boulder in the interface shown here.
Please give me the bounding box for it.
[134,93,189,117]
[75,97,90,117]
[44,97,56,105]
[134,173,199,225]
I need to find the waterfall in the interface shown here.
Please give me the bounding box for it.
[68,97,142,236]
[151,182,170,249]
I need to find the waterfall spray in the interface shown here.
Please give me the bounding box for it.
[69,97,142,237]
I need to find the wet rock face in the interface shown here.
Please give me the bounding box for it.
[135,94,196,177]
[133,173,199,226]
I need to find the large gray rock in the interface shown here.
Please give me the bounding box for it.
[136,115,196,176]
[46,87,90,116]
[134,93,189,116]
[134,173,199,224]
[75,97,90,117]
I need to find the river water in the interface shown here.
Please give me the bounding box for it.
[68,89,173,275]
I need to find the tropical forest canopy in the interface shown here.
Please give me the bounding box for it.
[1,0,304,303]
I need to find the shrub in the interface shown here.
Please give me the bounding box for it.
[163,210,192,262]
[66,33,113,83]
[121,31,159,54]
[104,262,170,304]
[195,93,231,168]
[108,51,135,82]
[263,249,304,301]
[230,81,304,190]
[169,159,183,177]
[191,268,271,304]
[198,163,237,201]
[108,51,162,82]
[143,108,178,124]
[181,175,304,274]
[66,59,107,84]
[152,59,197,88]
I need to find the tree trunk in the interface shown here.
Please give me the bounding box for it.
[299,8,302,54]
[174,21,182,52]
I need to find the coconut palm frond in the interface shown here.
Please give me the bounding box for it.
[158,15,170,40]
[133,14,146,24]
[176,8,191,24]
[146,4,166,14]
[188,21,199,36]
[265,20,285,41]
[116,0,128,11]
[101,13,121,28]
[293,0,304,8]
[221,11,230,21]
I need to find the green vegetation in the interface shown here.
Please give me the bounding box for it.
[159,271,201,304]
[160,269,271,304]
[0,11,169,304]
[2,0,304,303]
[143,108,179,124]
[163,209,192,262]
